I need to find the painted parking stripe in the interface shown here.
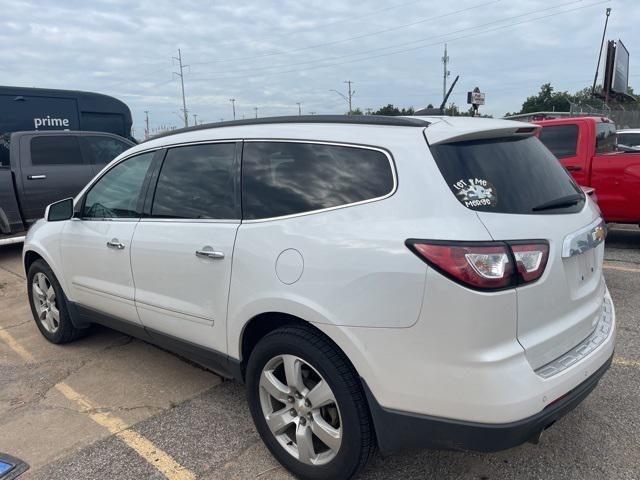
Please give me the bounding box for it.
[603,263,640,273]
[0,329,195,480]
[0,329,36,363]
[55,383,195,480]
[613,357,640,368]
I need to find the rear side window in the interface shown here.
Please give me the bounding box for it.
[31,136,83,166]
[83,152,154,218]
[595,122,617,154]
[151,143,238,219]
[242,142,394,220]
[431,136,584,215]
[538,124,578,158]
[81,136,131,164]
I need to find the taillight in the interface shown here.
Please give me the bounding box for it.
[511,242,549,284]
[406,240,549,291]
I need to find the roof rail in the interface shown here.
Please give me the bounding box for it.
[146,115,430,142]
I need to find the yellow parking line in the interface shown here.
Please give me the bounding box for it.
[0,328,36,363]
[603,263,640,273]
[55,383,195,480]
[613,357,640,368]
[0,329,195,480]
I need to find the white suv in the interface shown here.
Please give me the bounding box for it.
[23,115,615,480]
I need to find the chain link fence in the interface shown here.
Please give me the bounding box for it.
[569,102,640,128]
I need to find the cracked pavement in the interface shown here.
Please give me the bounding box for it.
[1,225,639,479]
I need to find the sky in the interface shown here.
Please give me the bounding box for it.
[1,0,638,139]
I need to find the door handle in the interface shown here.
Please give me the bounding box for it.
[195,247,225,259]
[27,174,47,180]
[106,238,125,250]
[565,166,582,172]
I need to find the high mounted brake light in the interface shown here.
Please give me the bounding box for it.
[406,240,549,291]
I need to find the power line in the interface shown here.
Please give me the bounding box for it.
[186,0,592,80]
[190,0,500,66]
[183,0,609,84]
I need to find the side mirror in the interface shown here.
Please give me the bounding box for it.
[45,198,74,222]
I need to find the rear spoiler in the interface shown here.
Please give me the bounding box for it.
[425,122,541,145]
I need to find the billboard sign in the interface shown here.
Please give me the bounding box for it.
[612,39,629,95]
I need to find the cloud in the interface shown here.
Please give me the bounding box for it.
[0,0,635,137]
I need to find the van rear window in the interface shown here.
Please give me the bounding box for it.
[430,136,584,215]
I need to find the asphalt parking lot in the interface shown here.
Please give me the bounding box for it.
[1,226,639,480]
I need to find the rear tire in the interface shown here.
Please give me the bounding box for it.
[246,325,375,480]
[27,259,87,344]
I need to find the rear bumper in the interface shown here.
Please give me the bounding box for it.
[365,353,613,455]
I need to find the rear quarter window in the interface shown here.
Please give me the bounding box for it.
[538,124,578,158]
[242,142,395,220]
[430,136,584,215]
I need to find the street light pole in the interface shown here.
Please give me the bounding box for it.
[296,102,302,116]
[254,107,258,118]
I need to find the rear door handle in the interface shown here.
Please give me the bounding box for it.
[106,238,125,250]
[195,247,225,259]
[27,174,47,180]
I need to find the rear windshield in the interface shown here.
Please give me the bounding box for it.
[430,136,584,215]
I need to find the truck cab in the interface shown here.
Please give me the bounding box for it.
[0,130,133,238]
[537,116,640,224]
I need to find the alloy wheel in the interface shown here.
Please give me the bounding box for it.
[258,354,342,466]
[32,272,60,333]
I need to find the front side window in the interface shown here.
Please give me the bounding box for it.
[81,136,132,165]
[151,143,237,219]
[83,152,154,218]
[242,142,394,220]
[431,136,584,215]
[596,122,617,154]
[538,124,578,158]
[31,136,83,166]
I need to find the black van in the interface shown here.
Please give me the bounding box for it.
[0,86,134,141]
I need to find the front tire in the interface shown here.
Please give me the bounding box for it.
[27,259,86,344]
[246,325,375,480]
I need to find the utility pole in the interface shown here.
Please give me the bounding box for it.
[344,80,354,114]
[230,98,236,120]
[193,113,198,126]
[173,48,189,127]
[296,102,302,116]
[144,110,149,140]
[330,81,355,115]
[254,107,258,118]
[442,44,450,104]
[592,8,612,97]
[309,111,317,115]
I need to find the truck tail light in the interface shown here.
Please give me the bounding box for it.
[511,243,549,284]
[406,240,549,291]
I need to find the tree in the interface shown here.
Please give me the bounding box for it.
[349,108,363,115]
[370,104,415,116]
[520,83,572,113]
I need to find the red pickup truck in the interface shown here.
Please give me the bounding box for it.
[536,116,640,225]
